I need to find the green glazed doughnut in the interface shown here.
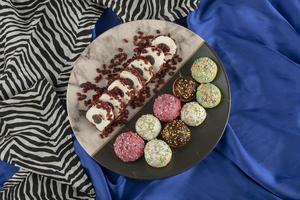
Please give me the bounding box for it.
[196,83,221,108]
[191,57,218,83]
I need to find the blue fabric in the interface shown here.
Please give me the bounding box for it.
[1,0,300,199]
[87,1,300,199]
[92,9,122,40]
[0,161,18,189]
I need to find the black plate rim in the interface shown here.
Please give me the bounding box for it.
[71,19,232,179]
[95,42,231,180]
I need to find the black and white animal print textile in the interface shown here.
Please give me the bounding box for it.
[0,0,199,199]
[95,0,199,22]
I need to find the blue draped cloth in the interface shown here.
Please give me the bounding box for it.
[1,0,300,199]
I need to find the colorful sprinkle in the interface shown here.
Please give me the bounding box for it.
[173,76,197,102]
[135,114,161,141]
[196,83,221,108]
[153,94,181,122]
[114,131,145,162]
[191,57,218,83]
[144,139,172,168]
[162,119,191,148]
[181,102,207,127]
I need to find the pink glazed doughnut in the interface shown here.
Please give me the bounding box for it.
[153,94,181,122]
[113,131,145,162]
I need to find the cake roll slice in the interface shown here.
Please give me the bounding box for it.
[120,68,146,92]
[86,101,114,132]
[152,36,177,60]
[141,47,165,73]
[99,92,125,116]
[128,58,154,83]
[108,78,135,104]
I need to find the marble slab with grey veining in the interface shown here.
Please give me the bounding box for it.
[67,20,204,156]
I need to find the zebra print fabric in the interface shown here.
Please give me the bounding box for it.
[96,0,199,21]
[0,79,95,198]
[0,80,96,199]
[0,0,103,199]
[0,0,199,199]
[1,169,94,200]
[0,0,104,100]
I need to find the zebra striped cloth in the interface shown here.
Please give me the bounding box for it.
[0,0,199,199]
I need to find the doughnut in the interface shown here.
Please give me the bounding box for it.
[153,94,181,122]
[173,76,197,102]
[191,57,218,83]
[114,131,145,162]
[135,114,161,141]
[162,119,191,148]
[181,102,207,127]
[144,139,172,168]
[196,83,221,108]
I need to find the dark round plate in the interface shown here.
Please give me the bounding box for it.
[94,44,231,180]
[68,20,231,180]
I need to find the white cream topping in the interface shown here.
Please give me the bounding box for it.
[141,47,165,73]
[99,93,123,116]
[108,79,133,104]
[86,105,114,132]
[128,59,153,83]
[120,70,143,92]
[152,36,177,60]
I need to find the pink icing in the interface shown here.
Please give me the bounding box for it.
[113,131,145,162]
[153,94,181,122]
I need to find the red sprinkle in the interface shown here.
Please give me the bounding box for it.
[95,101,114,120]
[95,75,103,83]
[77,92,87,101]
[84,99,91,107]
[80,82,97,93]
[78,95,87,101]
[86,31,180,138]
